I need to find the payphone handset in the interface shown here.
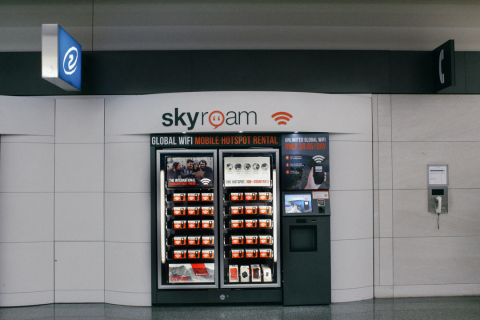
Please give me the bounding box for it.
[435,196,442,214]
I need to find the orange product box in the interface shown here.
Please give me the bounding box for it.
[202,250,214,259]
[187,236,201,245]
[258,192,272,201]
[259,206,272,214]
[173,193,186,202]
[230,206,243,215]
[231,220,244,229]
[245,219,257,228]
[188,193,200,201]
[173,220,187,229]
[188,220,201,229]
[202,193,214,201]
[246,235,258,244]
[187,207,200,215]
[246,249,259,258]
[188,250,201,259]
[231,235,244,245]
[173,250,187,259]
[173,207,186,216]
[259,219,272,228]
[245,192,257,201]
[201,207,214,215]
[259,235,272,244]
[202,236,214,245]
[173,236,187,245]
[245,206,258,215]
[230,193,243,201]
[231,249,244,259]
[202,220,214,229]
[260,249,273,258]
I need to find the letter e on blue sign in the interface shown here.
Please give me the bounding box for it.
[58,26,81,90]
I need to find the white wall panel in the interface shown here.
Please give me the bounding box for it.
[379,190,393,238]
[331,239,373,291]
[394,237,480,286]
[329,133,372,142]
[0,142,54,193]
[55,144,104,193]
[105,242,151,294]
[55,193,104,241]
[0,291,54,307]
[377,95,391,142]
[0,96,54,135]
[392,95,480,142]
[379,238,393,286]
[373,189,379,238]
[378,142,392,190]
[55,290,104,304]
[1,135,54,143]
[331,286,373,303]
[105,192,150,243]
[105,142,150,193]
[374,286,394,298]
[394,284,480,298]
[0,242,53,294]
[392,142,480,190]
[55,99,105,144]
[105,134,150,143]
[0,193,54,243]
[105,291,151,307]
[329,141,373,191]
[374,238,379,287]
[393,189,480,238]
[330,190,373,241]
[54,242,104,294]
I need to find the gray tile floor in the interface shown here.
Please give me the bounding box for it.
[1,296,480,320]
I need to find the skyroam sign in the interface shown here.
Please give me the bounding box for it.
[162,108,257,131]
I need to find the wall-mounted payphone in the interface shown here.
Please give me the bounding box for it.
[427,165,448,229]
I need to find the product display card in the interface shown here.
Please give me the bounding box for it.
[224,157,271,187]
[169,263,215,283]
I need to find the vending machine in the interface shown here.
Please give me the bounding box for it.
[219,150,280,288]
[151,133,330,305]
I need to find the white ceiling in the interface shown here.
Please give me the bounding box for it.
[1,0,480,51]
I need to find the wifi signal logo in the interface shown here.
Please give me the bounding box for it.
[200,178,211,186]
[313,155,325,163]
[271,112,293,125]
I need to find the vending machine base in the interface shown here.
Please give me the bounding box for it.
[155,288,283,304]
[282,215,331,305]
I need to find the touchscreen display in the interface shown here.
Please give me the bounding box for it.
[285,194,313,213]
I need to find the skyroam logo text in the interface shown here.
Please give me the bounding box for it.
[162,108,257,130]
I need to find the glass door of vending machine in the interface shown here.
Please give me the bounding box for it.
[156,150,218,289]
[219,150,281,288]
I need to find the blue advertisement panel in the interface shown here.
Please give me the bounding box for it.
[281,133,329,190]
[58,26,81,90]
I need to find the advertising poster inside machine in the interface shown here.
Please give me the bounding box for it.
[224,157,271,187]
[281,133,329,190]
[166,156,214,188]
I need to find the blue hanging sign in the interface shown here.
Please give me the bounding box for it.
[42,24,82,91]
